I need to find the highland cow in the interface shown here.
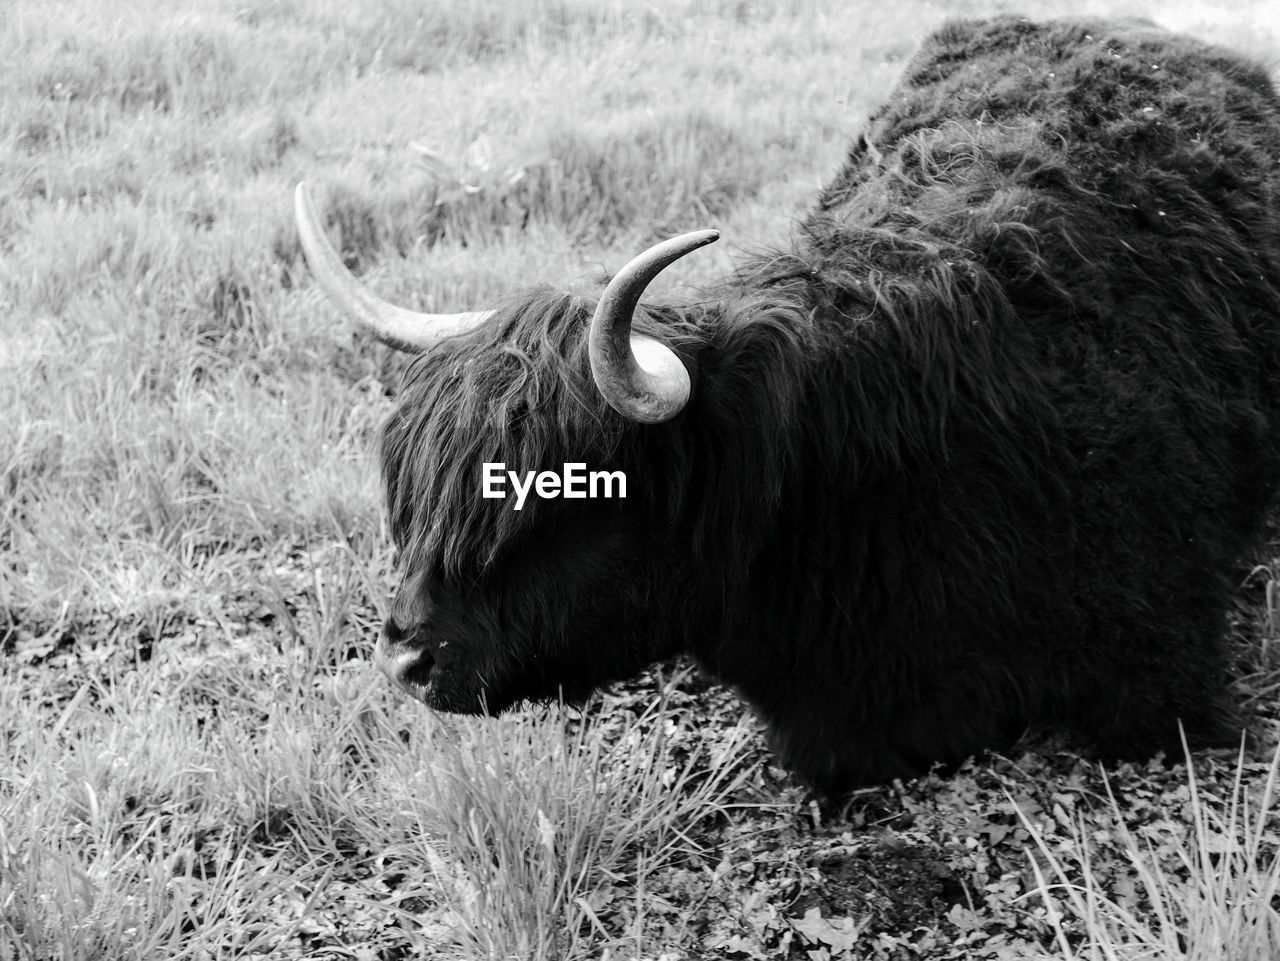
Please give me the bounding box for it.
[296,17,1280,793]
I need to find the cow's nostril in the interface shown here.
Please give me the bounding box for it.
[374,626,436,698]
[400,654,436,688]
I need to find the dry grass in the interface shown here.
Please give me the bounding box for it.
[1023,738,1280,960]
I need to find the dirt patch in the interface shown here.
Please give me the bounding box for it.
[795,835,967,933]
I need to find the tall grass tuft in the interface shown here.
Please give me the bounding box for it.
[1021,737,1280,960]
[407,689,758,959]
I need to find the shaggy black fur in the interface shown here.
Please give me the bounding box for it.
[379,16,1280,792]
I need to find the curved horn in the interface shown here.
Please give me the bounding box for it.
[588,230,719,423]
[294,182,494,353]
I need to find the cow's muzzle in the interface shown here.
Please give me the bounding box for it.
[373,632,434,702]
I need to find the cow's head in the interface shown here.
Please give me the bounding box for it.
[294,184,725,713]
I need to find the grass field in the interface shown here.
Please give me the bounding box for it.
[3,0,1280,958]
